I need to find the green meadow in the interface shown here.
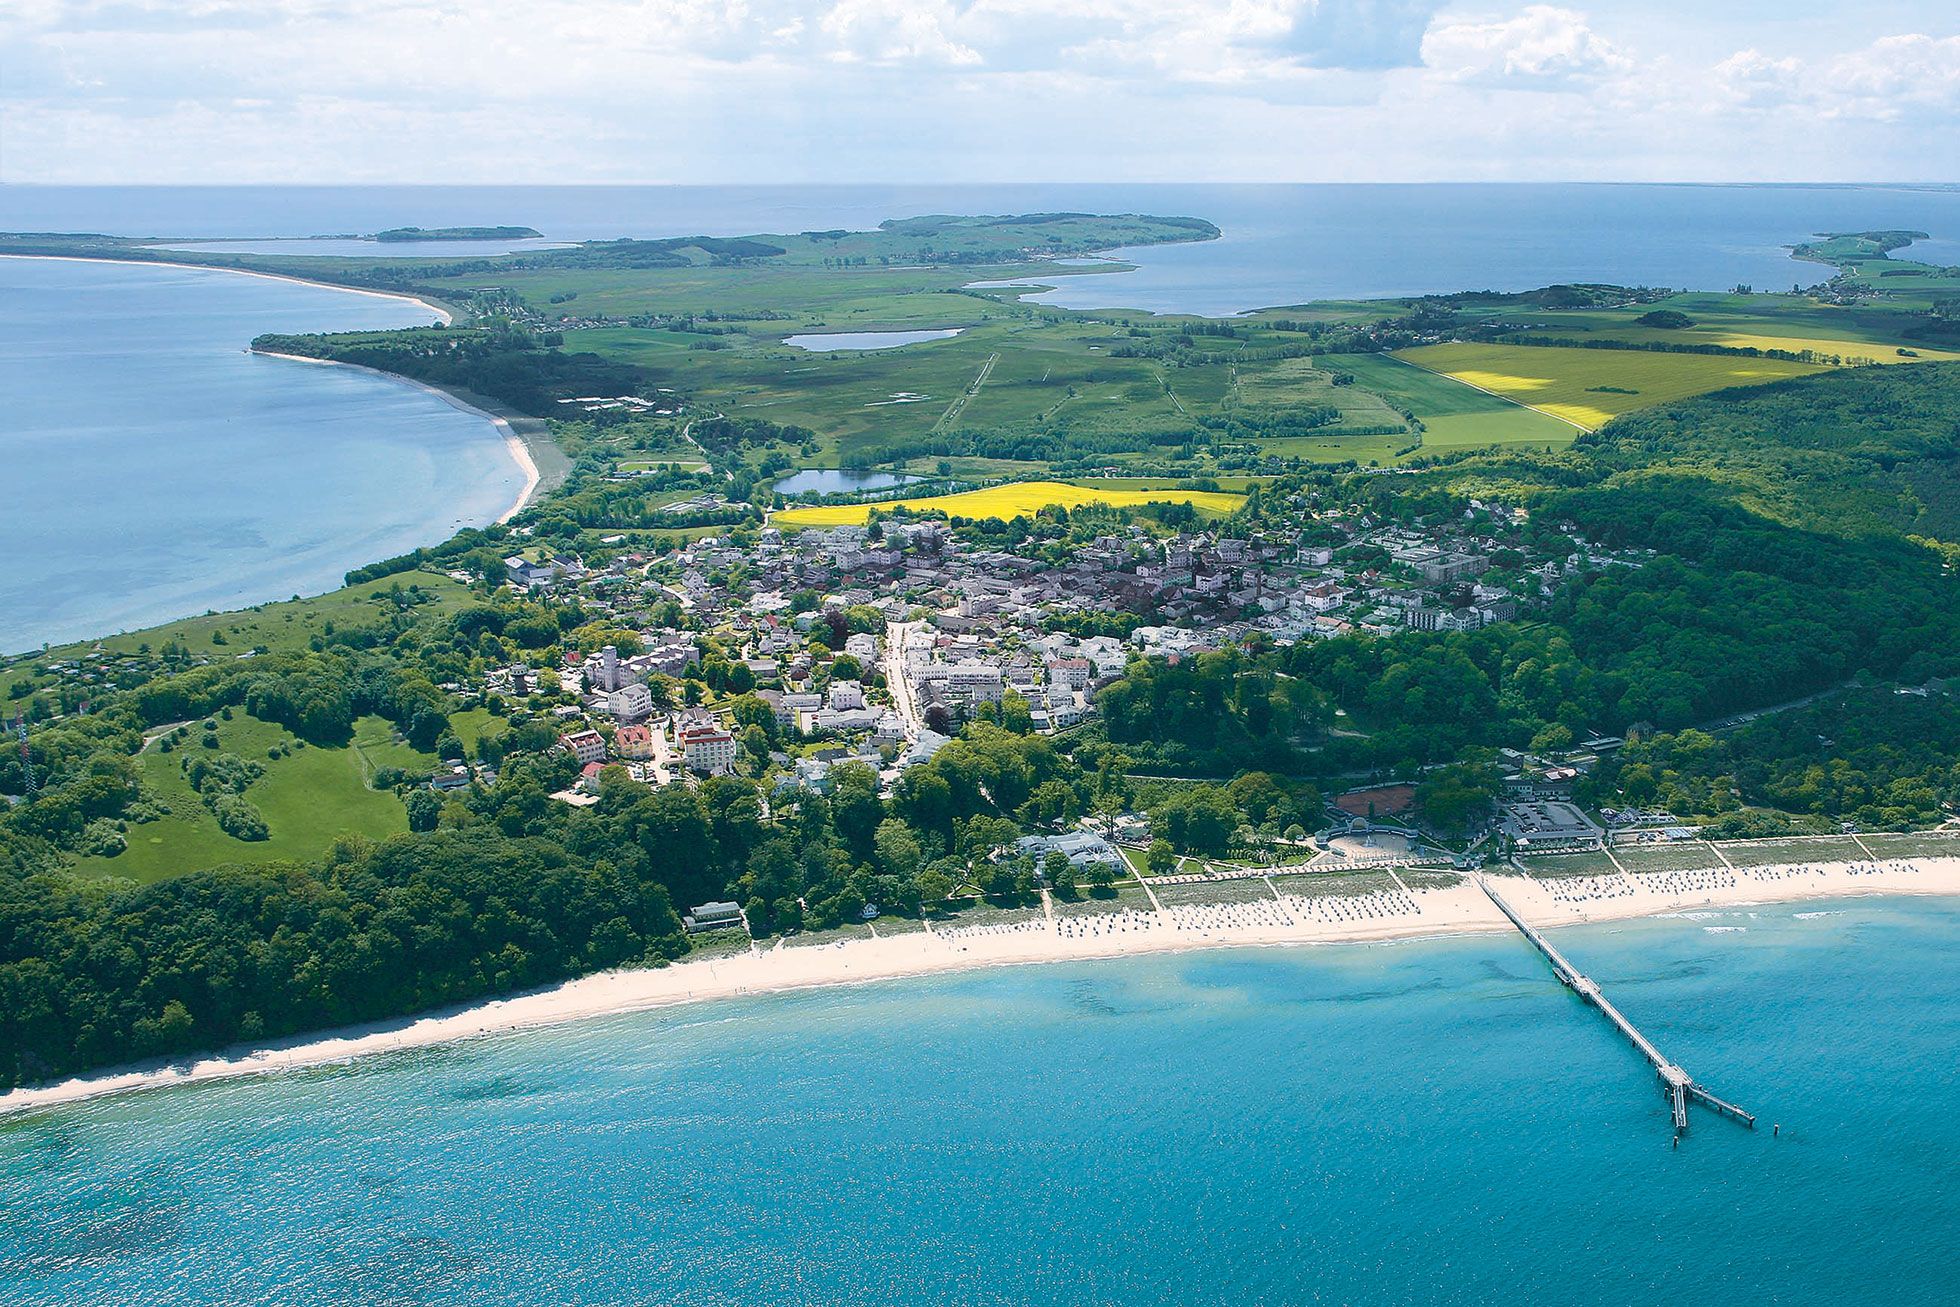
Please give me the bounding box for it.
[68,713,415,884]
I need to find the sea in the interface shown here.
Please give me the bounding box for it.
[3,897,1958,1305]
[7,183,1960,649]
[0,256,521,652]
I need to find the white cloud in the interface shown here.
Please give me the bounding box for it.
[1,1,1956,184]
[1420,5,1632,87]
[1716,32,1960,120]
[819,0,981,66]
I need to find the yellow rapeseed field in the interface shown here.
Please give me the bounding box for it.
[772,479,1244,528]
[1394,343,1827,430]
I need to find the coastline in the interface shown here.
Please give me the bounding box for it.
[0,253,544,519]
[6,855,1955,1117]
[0,251,458,325]
[254,350,547,521]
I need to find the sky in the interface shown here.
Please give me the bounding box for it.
[1,1,1957,184]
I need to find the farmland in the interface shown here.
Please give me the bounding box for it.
[771,479,1244,528]
[1329,353,1578,453]
[1394,342,1828,429]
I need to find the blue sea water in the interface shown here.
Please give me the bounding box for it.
[8,182,1960,315]
[4,898,1957,1306]
[0,257,521,651]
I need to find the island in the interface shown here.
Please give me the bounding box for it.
[374,225,545,242]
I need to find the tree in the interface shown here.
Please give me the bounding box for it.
[1147,838,1176,875]
[404,788,443,832]
[915,867,954,908]
[874,817,924,882]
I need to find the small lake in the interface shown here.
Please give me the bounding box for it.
[782,328,963,352]
[772,469,921,495]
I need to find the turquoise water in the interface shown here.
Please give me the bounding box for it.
[5,898,1956,1305]
[0,257,521,651]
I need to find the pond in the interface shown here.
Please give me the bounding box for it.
[781,328,964,351]
[772,469,922,495]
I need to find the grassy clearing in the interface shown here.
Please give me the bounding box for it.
[69,714,410,884]
[1053,885,1158,917]
[934,896,1049,929]
[1394,343,1826,430]
[772,479,1243,528]
[1518,850,1623,878]
[1270,870,1394,898]
[1859,831,1960,858]
[1153,878,1277,907]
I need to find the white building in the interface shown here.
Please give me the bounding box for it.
[607,682,654,723]
[558,729,607,766]
[827,680,866,711]
[946,660,1004,706]
[679,724,737,775]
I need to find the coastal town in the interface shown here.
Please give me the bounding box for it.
[474,490,1631,822]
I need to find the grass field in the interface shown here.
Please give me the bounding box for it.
[1859,831,1960,858]
[771,479,1243,528]
[1720,835,1868,867]
[1518,850,1623,878]
[1394,343,1827,429]
[1330,353,1578,453]
[1153,878,1278,907]
[68,713,412,883]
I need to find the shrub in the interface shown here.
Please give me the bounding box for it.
[211,795,270,841]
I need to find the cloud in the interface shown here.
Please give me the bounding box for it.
[1420,5,1632,88]
[2,1,1956,184]
[819,0,981,66]
[1716,32,1960,120]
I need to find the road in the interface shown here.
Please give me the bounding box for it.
[1692,682,1848,734]
[884,619,927,738]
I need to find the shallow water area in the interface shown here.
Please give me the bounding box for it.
[0,256,520,650]
[3,898,1956,1305]
[771,468,922,494]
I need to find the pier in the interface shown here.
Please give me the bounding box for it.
[1478,874,1755,1138]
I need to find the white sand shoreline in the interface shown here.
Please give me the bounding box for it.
[5,856,1956,1117]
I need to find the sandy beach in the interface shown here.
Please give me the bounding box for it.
[6,854,1956,1116]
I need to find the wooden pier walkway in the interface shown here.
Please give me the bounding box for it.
[1478,874,1755,1138]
